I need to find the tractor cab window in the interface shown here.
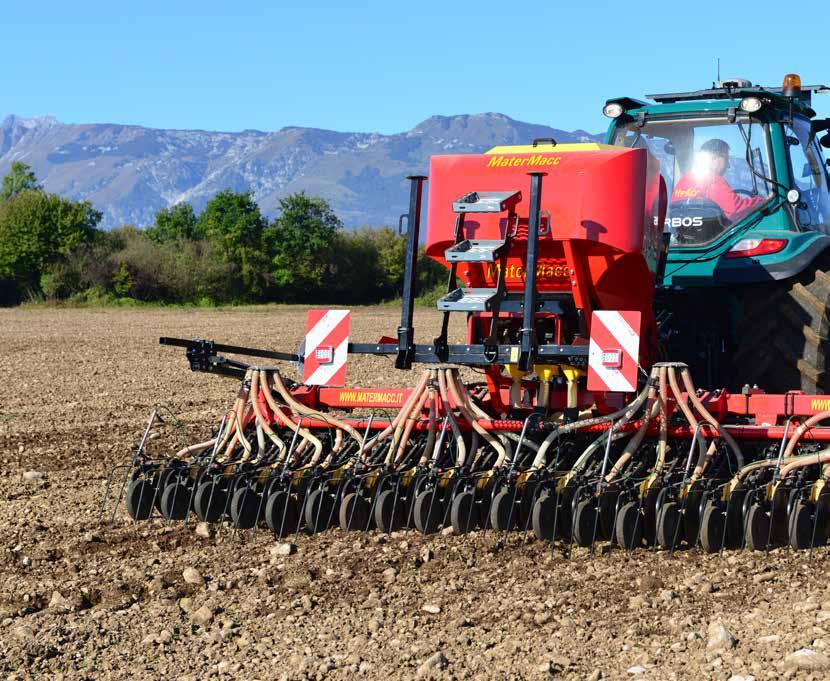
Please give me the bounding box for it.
[612,117,774,247]
[786,118,830,233]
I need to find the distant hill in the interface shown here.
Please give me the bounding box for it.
[0,113,602,229]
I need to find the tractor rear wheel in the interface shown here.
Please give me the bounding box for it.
[735,250,830,393]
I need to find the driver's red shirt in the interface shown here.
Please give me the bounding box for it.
[671,171,764,222]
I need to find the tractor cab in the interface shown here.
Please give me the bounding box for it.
[604,75,830,287]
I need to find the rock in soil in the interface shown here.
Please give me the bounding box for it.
[707,622,737,650]
[191,605,214,628]
[182,567,205,586]
[785,648,830,671]
[416,651,448,677]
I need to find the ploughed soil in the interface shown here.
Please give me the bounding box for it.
[2,306,830,680]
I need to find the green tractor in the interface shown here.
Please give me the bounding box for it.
[604,74,830,393]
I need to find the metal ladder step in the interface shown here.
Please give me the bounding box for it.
[437,288,499,312]
[452,190,521,214]
[444,239,507,263]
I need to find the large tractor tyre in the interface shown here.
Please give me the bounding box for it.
[734,250,830,394]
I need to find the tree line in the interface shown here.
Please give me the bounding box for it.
[0,163,445,307]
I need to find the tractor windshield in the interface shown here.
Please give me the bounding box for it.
[612,116,773,247]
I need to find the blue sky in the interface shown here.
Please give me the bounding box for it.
[3,0,829,134]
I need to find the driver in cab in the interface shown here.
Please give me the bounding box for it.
[671,138,765,222]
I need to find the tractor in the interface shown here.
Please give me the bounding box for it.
[603,74,830,393]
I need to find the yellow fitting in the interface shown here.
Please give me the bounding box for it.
[506,363,528,408]
[507,364,527,381]
[535,365,559,382]
[535,365,558,410]
[810,479,825,504]
[560,366,584,410]
[556,471,576,492]
[639,473,658,497]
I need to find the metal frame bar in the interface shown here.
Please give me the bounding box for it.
[395,175,427,370]
[518,172,544,371]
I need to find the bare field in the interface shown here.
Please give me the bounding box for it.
[2,306,830,680]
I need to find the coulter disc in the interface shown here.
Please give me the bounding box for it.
[699,501,724,553]
[743,503,771,551]
[682,490,703,544]
[303,487,336,533]
[531,492,555,541]
[374,489,405,533]
[125,478,156,521]
[598,490,619,541]
[339,492,371,531]
[655,501,682,550]
[413,488,444,534]
[489,489,519,532]
[159,482,190,521]
[450,490,480,534]
[572,498,598,548]
[614,501,643,550]
[264,489,300,537]
[193,479,228,523]
[230,486,262,529]
[788,501,814,550]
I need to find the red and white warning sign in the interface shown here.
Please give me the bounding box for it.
[302,309,351,387]
[587,310,641,393]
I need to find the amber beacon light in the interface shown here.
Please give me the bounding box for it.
[782,73,802,96]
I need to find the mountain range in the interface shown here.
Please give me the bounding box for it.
[0,113,601,229]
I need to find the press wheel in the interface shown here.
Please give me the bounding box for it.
[230,486,262,529]
[264,489,300,537]
[614,501,643,550]
[303,487,335,533]
[413,488,444,534]
[125,478,155,521]
[159,481,190,520]
[339,492,371,531]
[450,490,479,534]
[374,488,405,533]
[656,501,682,550]
[193,479,227,523]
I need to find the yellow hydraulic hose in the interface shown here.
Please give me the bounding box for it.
[173,439,218,460]
[271,370,363,448]
[667,366,708,479]
[605,389,659,482]
[249,371,286,457]
[783,411,830,459]
[779,446,830,480]
[680,368,743,468]
[436,370,467,467]
[445,369,505,466]
[259,370,323,465]
[364,371,429,457]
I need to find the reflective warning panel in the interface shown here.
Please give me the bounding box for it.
[302,309,351,387]
[587,311,641,393]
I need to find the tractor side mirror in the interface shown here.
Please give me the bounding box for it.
[821,132,830,150]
